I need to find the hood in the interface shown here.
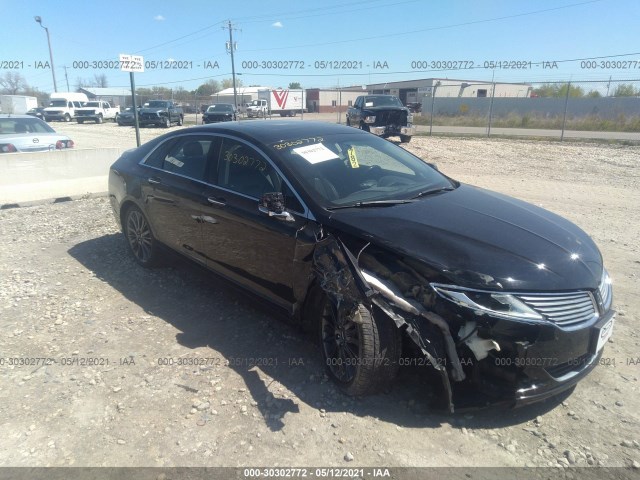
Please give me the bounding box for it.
[326,184,603,291]
[361,106,408,113]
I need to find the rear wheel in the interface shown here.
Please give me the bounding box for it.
[177,115,183,126]
[96,114,103,124]
[123,206,160,267]
[77,119,84,124]
[319,299,401,396]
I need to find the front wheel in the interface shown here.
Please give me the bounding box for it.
[96,114,103,124]
[360,123,370,133]
[400,135,412,143]
[320,300,401,396]
[123,206,161,267]
[163,117,171,128]
[64,113,71,122]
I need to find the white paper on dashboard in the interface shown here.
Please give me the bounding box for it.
[292,143,339,164]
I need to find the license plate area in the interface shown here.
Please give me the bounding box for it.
[595,315,615,353]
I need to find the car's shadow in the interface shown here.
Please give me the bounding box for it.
[68,234,567,432]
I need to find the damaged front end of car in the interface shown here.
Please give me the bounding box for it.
[310,234,615,413]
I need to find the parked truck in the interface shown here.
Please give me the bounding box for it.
[0,95,38,115]
[138,100,184,127]
[75,100,119,124]
[43,92,88,122]
[247,89,306,118]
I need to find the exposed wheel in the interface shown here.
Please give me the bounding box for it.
[123,206,160,267]
[64,113,71,122]
[96,114,103,124]
[400,135,412,143]
[360,123,370,133]
[163,117,171,128]
[319,299,401,396]
[177,115,183,126]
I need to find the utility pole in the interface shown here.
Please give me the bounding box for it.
[224,21,239,110]
[34,16,58,92]
[63,66,70,91]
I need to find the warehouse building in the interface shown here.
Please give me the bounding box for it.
[305,87,364,113]
[367,78,532,105]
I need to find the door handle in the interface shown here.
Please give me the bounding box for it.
[207,197,226,206]
[148,177,161,185]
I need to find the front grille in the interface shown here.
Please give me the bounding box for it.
[516,291,596,328]
[374,110,407,126]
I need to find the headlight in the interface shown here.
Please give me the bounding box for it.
[364,115,376,124]
[432,285,543,321]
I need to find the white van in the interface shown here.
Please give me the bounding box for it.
[44,92,88,122]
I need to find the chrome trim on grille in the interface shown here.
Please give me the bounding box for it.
[516,292,597,328]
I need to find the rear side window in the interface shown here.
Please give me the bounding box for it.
[143,136,215,182]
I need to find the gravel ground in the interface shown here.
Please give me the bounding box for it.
[1,124,640,471]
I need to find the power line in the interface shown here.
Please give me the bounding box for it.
[241,0,604,52]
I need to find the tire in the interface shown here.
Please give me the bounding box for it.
[319,298,401,396]
[64,113,71,122]
[163,117,171,128]
[77,119,84,124]
[96,114,103,124]
[400,135,412,143]
[123,206,160,267]
[177,115,183,126]
[346,117,351,127]
[360,123,370,133]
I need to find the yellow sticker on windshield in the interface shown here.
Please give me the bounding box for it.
[347,147,359,168]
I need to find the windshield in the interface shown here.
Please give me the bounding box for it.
[207,104,234,112]
[269,133,453,208]
[0,117,56,135]
[363,96,404,107]
[49,100,67,107]
[147,101,169,108]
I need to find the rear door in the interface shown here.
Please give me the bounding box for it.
[139,134,218,264]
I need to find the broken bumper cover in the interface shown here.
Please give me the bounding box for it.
[369,125,415,137]
[511,310,615,406]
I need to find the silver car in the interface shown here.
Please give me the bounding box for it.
[0,114,74,153]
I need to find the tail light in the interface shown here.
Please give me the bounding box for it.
[56,139,74,149]
[1,143,17,153]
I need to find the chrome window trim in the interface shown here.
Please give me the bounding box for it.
[138,132,313,220]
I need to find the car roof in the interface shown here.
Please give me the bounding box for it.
[0,114,36,119]
[183,121,365,145]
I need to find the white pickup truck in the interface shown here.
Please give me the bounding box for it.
[75,100,120,124]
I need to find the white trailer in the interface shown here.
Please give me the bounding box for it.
[0,95,38,114]
[258,89,306,117]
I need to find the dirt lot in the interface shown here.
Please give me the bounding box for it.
[1,121,639,473]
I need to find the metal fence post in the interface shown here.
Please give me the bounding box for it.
[487,81,496,137]
[429,83,438,136]
[560,81,571,141]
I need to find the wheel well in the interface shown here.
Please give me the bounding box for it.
[119,200,138,229]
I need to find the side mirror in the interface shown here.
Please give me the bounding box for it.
[258,192,294,222]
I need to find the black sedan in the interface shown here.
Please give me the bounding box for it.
[108,121,614,411]
[116,107,139,126]
[202,103,237,124]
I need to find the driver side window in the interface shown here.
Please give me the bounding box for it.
[217,138,303,212]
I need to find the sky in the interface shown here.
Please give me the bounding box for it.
[2,0,640,93]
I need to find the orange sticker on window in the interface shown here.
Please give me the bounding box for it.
[347,147,359,168]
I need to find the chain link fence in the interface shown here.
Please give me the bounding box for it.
[413,79,640,139]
